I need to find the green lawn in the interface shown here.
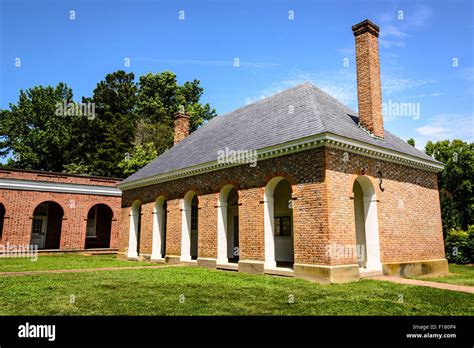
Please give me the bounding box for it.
[411,264,474,286]
[0,266,472,315]
[0,254,157,273]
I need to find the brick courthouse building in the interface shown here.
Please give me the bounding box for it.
[117,20,448,282]
[0,168,121,251]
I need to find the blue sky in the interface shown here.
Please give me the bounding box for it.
[1,0,473,152]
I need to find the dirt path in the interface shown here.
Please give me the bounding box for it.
[372,276,474,294]
[0,264,183,277]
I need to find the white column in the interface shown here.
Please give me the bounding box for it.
[127,209,138,259]
[363,196,382,271]
[217,202,228,264]
[180,200,191,261]
[151,206,165,260]
[264,197,276,268]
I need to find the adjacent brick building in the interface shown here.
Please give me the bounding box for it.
[117,19,448,282]
[0,168,122,251]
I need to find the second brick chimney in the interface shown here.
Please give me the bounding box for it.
[173,110,190,145]
[352,19,384,139]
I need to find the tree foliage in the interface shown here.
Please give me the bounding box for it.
[425,139,473,232]
[118,142,158,177]
[0,83,78,171]
[0,70,216,177]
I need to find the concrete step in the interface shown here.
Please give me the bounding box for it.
[264,267,294,277]
[359,269,383,278]
[216,262,239,271]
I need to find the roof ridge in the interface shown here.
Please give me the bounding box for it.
[307,84,327,131]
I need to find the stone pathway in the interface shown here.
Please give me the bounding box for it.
[0,264,182,277]
[372,276,474,294]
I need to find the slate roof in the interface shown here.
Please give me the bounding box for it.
[122,82,440,184]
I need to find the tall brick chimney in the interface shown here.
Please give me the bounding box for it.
[173,110,190,145]
[352,19,384,139]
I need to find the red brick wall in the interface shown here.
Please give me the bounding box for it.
[173,113,190,145]
[0,170,122,250]
[165,199,182,257]
[119,146,444,267]
[239,187,265,261]
[119,148,328,263]
[197,193,218,258]
[353,21,384,139]
[325,147,445,265]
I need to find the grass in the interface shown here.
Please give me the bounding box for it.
[410,264,474,286]
[0,254,157,273]
[0,266,472,316]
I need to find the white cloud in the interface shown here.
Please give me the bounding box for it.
[401,92,442,99]
[416,125,448,136]
[381,25,408,38]
[379,39,406,49]
[377,5,433,50]
[414,113,474,148]
[382,75,436,95]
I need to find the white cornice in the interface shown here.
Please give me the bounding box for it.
[0,178,122,196]
[118,132,443,191]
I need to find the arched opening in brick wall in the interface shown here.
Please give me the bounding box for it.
[264,177,294,269]
[217,185,239,264]
[30,201,64,250]
[181,191,198,261]
[353,176,382,271]
[85,204,113,249]
[151,196,167,260]
[0,203,5,240]
[128,200,141,259]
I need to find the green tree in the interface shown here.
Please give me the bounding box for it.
[1,70,216,177]
[425,139,473,232]
[407,138,415,147]
[118,142,157,177]
[0,83,76,171]
[87,71,138,177]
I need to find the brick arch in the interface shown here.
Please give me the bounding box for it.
[127,199,142,258]
[217,179,241,192]
[152,193,169,204]
[128,197,144,208]
[184,187,202,200]
[263,172,297,187]
[30,200,65,250]
[263,176,295,269]
[84,202,115,219]
[151,195,167,260]
[181,190,199,261]
[29,199,66,220]
[347,172,379,200]
[217,184,240,264]
[85,203,114,249]
[351,175,382,271]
